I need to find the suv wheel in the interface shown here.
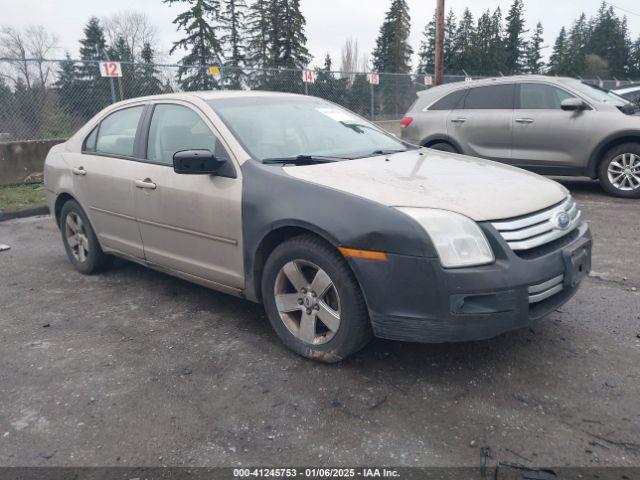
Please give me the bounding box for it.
[598,144,640,198]
[60,200,112,274]
[261,235,372,363]
[427,141,457,153]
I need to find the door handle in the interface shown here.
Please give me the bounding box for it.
[451,118,466,124]
[515,118,534,124]
[134,178,157,190]
[72,166,87,176]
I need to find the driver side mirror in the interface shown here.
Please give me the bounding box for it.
[561,98,588,111]
[173,149,226,175]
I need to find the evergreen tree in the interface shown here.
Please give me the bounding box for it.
[165,0,224,91]
[488,7,506,74]
[55,53,80,117]
[220,0,247,88]
[503,0,527,74]
[564,14,588,76]
[525,22,544,73]
[372,0,413,116]
[245,0,272,87]
[312,54,347,105]
[587,3,630,77]
[77,17,110,117]
[417,9,456,74]
[451,8,476,74]
[278,0,311,69]
[443,10,458,72]
[417,12,436,74]
[372,0,413,73]
[475,10,493,74]
[548,26,568,74]
[630,37,640,77]
[138,42,163,96]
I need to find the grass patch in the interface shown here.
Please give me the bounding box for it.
[0,183,47,212]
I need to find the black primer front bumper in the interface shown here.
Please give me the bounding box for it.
[348,222,591,343]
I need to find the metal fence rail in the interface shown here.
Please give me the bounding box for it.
[1,58,638,143]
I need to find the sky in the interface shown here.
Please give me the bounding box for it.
[2,0,640,70]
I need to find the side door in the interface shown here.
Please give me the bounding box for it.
[446,83,515,162]
[66,105,146,259]
[132,102,244,291]
[511,82,594,169]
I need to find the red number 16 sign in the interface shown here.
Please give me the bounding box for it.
[99,61,123,78]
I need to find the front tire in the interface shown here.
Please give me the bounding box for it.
[59,199,112,274]
[598,143,640,198]
[261,235,372,363]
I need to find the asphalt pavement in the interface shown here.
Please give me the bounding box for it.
[0,178,638,469]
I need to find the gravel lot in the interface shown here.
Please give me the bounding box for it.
[0,179,639,469]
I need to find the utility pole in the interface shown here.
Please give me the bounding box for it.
[434,0,445,85]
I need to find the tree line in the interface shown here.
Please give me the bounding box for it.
[416,0,640,78]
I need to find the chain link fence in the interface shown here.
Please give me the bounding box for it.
[1,58,638,143]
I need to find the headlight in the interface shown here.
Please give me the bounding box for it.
[396,208,494,268]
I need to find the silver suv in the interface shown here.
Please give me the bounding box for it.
[401,75,640,198]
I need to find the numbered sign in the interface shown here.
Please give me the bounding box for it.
[615,79,621,87]
[424,75,433,86]
[208,65,221,79]
[99,61,123,78]
[464,76,473,82]
[302,70,315,83]
[368,73,380,85]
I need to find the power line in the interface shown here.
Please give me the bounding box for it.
[603,1,640,18]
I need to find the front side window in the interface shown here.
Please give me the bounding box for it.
[83,126,98,152]
[518,83,575,109]
[95,106,144,157]
[147,104,223,165]
[463,84,515,109]
[208,96,409,162]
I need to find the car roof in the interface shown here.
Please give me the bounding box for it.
[113,90,305,107]
[417,74,575,96]
[612,84,640,94]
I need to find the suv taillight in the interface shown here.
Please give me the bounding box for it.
[400,117,413,128]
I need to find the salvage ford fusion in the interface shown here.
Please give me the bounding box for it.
[44,91,591,362]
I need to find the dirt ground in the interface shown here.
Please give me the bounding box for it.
[0,179,638,469]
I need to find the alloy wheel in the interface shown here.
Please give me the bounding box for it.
[607,153,640,191]
[273,259,341,345]
[64,212,90,263]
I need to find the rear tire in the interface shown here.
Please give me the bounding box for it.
[598,143,640,198]
[59,199,112,274]
[427,141,457,153]
[261,235,372,363]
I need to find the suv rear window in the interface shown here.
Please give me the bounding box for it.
[463,84,514,109]
[428,89,466,110]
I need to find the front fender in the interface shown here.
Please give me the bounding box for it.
[241,160,436,301]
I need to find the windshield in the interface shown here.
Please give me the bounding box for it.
[207,96,409,162]
[558,78,630,106]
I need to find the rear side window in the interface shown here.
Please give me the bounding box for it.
[428,89,466,110]
[95,106,144,157]
[463,84,514,109]
[518,83,575,109]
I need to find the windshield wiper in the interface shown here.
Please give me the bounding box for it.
[262,154,346,165]
[348,148,410,160]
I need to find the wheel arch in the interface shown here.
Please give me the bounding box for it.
[54,192,78,227]
[250,221,343,303]
[587,131,640,178]
[420,134,462,153]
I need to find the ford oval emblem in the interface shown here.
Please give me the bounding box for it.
[554,212,571,230]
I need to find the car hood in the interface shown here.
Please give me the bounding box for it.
[282,149,568,221]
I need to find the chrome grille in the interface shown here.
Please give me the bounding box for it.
[528,274,564,304]
[491,196,581,252]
